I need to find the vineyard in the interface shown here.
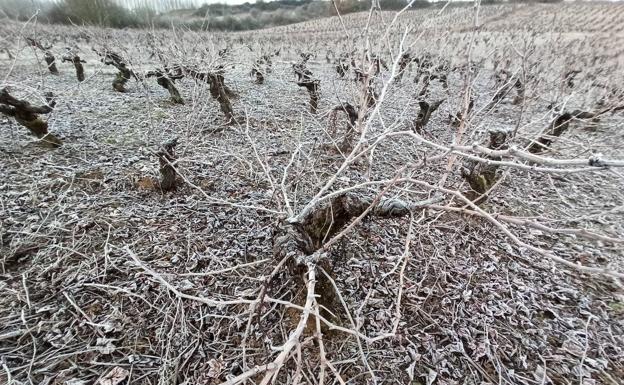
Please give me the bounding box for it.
[1,1,624,385]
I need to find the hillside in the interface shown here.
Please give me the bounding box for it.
[0,0,440,31]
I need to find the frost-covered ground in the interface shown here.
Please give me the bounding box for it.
[1,3,624,385]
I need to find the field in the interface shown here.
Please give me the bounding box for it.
[1,2,624,385]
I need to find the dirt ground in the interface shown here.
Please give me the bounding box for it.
[1,3,624,385]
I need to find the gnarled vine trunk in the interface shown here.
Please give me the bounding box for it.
[62,55,86,82]
[328,103,358,150]
[461,128,510,201]
[414,99,444,133]
[93,48,136,92]
[294,62,320,114]
[0,88,61,147]
[44,53,58,75]
[157,138,179,191]
[113,66,133,92]
[273,194,419,320]
[27,38,58,75]
[528,110,600,154]
[296,80,320,113]
[146,70,184,104]
[186,68,235,123]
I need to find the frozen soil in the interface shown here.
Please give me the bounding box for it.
[1,3,624,385]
